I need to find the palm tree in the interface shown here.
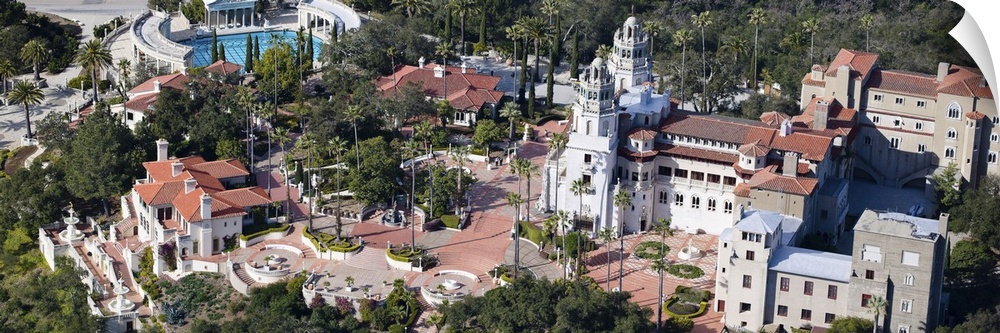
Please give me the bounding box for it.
[520,159,539,223]
[75,39,113,103]
[642,21,661,64]
[328,136,348,240]
[404,139,422,251]
[391,0,431,18]
[344,104,364,170]
[518,17,549,84]
[802,17,820,66]
[506,191,525,276]
[869,295,887,333]
[427,312,445,332]
[8,81,43,139]
[692,11,712,112]
[548,131,567,215]
[20,39,48,81]
[505,24,525,100]
[435,41,455,102]
[652,218,673,331]
[540,0,560,24]
[413,120,434,150]
[274,127,292,222]
[446,0,478,56]
[720,36,749,62]
[0,59,15,95]
[387,45,399,83]
[612,188,631,292]
[595,44,613,59]
[597,227,614,291]
[860,14,875,52]
[540,0,562,66]
[569,177,588,227]
[116,58,131,90]
[748,7,767,90]
[499,102,520,140]
[449,145,471,215]
[672,29,694,109]
[554,209,571,279]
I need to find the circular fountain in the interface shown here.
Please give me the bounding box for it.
[58,208,85,243]
[108,279,135,314]
[677,240,702,260]
[441,279,462,291]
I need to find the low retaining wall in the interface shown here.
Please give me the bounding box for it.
[239,228,290,248]
[300,231,363,261]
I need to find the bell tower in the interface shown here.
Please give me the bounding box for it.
[607,16,652,91]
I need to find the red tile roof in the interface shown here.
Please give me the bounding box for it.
[376,64,503,111]
[124,93,159,112]
[966,111,987,120]
[738,140,770,156]
[654,143,739,165]
[825,49,879,80]
[743,168,819,196]
[134,155,267,222]
[129,72,190,95]
[867,70,938,98]
[793,98,858,138]
[659,112,836,161]
[628,128,657,140]
[212,187,272,208]
[759,111,790,127]
[187,159,249,180]
[937,65,993,99]
[801,73,826,87]
[204,60,243,76]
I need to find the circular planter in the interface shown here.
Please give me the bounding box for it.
[633,241,670,260]
[667,264,704,279]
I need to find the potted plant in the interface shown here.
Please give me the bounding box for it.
[344,276,355,292]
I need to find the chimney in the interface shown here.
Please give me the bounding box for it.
[811,65,824,81]
[938,213,950,237]
[779,119,793,137]
[782,152,799,177]
[171,162,184,177]
[433,65,445,78]
[184,178,197,194]
[156,139,169,161]
[836,65,849,78]
[181,67,188,76]
[200,193,212,220]
[640,85,651,105]
[153,79,161,92]
[937,62,950,82]
[461,61,468,74]
[418,57,425,69]
[813,100,829,130]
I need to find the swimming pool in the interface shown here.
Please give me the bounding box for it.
[181,31,323,69]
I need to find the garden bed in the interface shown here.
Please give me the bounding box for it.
[633,241,670,260]
[667,264,705,279]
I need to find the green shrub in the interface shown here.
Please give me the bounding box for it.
[441,215,460,229]
[518,221,548,246]
[386,247,422,263]
[555,232,596,258]
[472,42,488,55]
[633,241,670,260]
[667,264,705,279]
[105,96,125,105]
[663,297,708,319]
[388,324,405,333]
[238,223,289,241]
[663,317,695,332]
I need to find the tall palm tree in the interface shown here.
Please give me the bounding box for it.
[692,11,712,112]
[719,36,749,62]
[506,191,525,276]
[539,0,562,66]
[274,127,292,222]
[499,102,520,140]
[642,21,660,65]
[672,29,694,109]
[597,226,614,291]
[540,0,560,25]
[391,0,431,18]
[449,145,471,215]
[75,39,113,103]
[328,136,348,240]
[427,312,445,332]
[869,295,887,333]
[860,14,875,52]
[802,17,820,66]
[554,209,571,279]
[20,39,48,81]
[0,59,15,95]
[404,139,422,251]
[387,45,399,83]
[505,24,525,100]
[520,159,539,223]
[8,81,44,139]
[446,0,478,56]
[748,7,767,90]
[413,120,434,150]
[569,177,588,228]
[116,58,131,90]
[548,132,567,217]
[652,218,673,331]
[344,104,364,170]
[612,188,631,292]
[595,44,612,60]
[518,17,549,84]
[435,41,455,102]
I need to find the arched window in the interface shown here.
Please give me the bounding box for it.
[586,120,592,135]
[947,128,958,140]
[903,274,914,286]
[644,116,650,125]
[674,193,684,206]
[691,195,701,209]
[948,101,962,119]
[659,191,669,204]
[724,201,734,214]
[707,198,717,211]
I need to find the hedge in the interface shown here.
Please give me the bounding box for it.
[238,224,289,241]
[441,215,460,229]
[667,264,705,279]
[386,248,421,263]
[633,241,670,260]
[302,229,359,252]
[518,221,548,246]
[663,296,708,319]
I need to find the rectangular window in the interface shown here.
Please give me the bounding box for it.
[828,285,838,300]
[918,144,926,153]
[874,94,884,102]
[804,281,813,296]
[915,122,924,130]
[740,302,751,313]
[895,97,905,105]
[890,137,901,149]
[746,251,755,261]
[866,270,875,280]
[902,251,920,266]
[777,305,788,317]
[801,309,812,321]
[916,100,926,108]
[658,166,672,176]
[674,169,688,178]
[723,176,737,186]
[631,172,638,181]
[780,277,789,291]
[584,154,592,163]
[862,294,872,307]
[899,326,911,333]
[642,172,648,181]
[901,299,913,313]
[708,174,721,183]
[862,245,882,262]
[582,174,592,186]
[691,171,705,181]
[742,275,752,288]
[825,313,836,324]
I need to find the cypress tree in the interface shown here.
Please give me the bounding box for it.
[444,10,452,42]
[518,39,528,105]
[211,29,218,62]
[254,36,261,64]
[306,29,314,70]
[546,41,554,107]
[219,42,226,61]
[553,14,562,67]
[245,34,254,72]
[570,30,579,79]
[478,9,486,46]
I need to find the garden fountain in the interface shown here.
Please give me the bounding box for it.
[108,279,135,314]
[58,208,85,243]
[677,240,702,260]
[441,279,462,291]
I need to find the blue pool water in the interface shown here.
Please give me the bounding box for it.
[181,31,323,69]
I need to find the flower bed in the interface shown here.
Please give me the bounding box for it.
[663,297,708,319]
[667,264,705,279]
[633,241,670,260]
[386,247,421,263]
[302,229,360,253]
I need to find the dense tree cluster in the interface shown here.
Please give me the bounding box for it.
[0,0,80,75]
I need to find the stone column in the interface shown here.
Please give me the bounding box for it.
[250,8,255,26]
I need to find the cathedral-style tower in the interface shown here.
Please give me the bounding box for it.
[607,16,652,91]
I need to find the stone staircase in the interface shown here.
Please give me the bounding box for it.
[430,251,496,281]
[232,263,256,287]
[342,247,389,271]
